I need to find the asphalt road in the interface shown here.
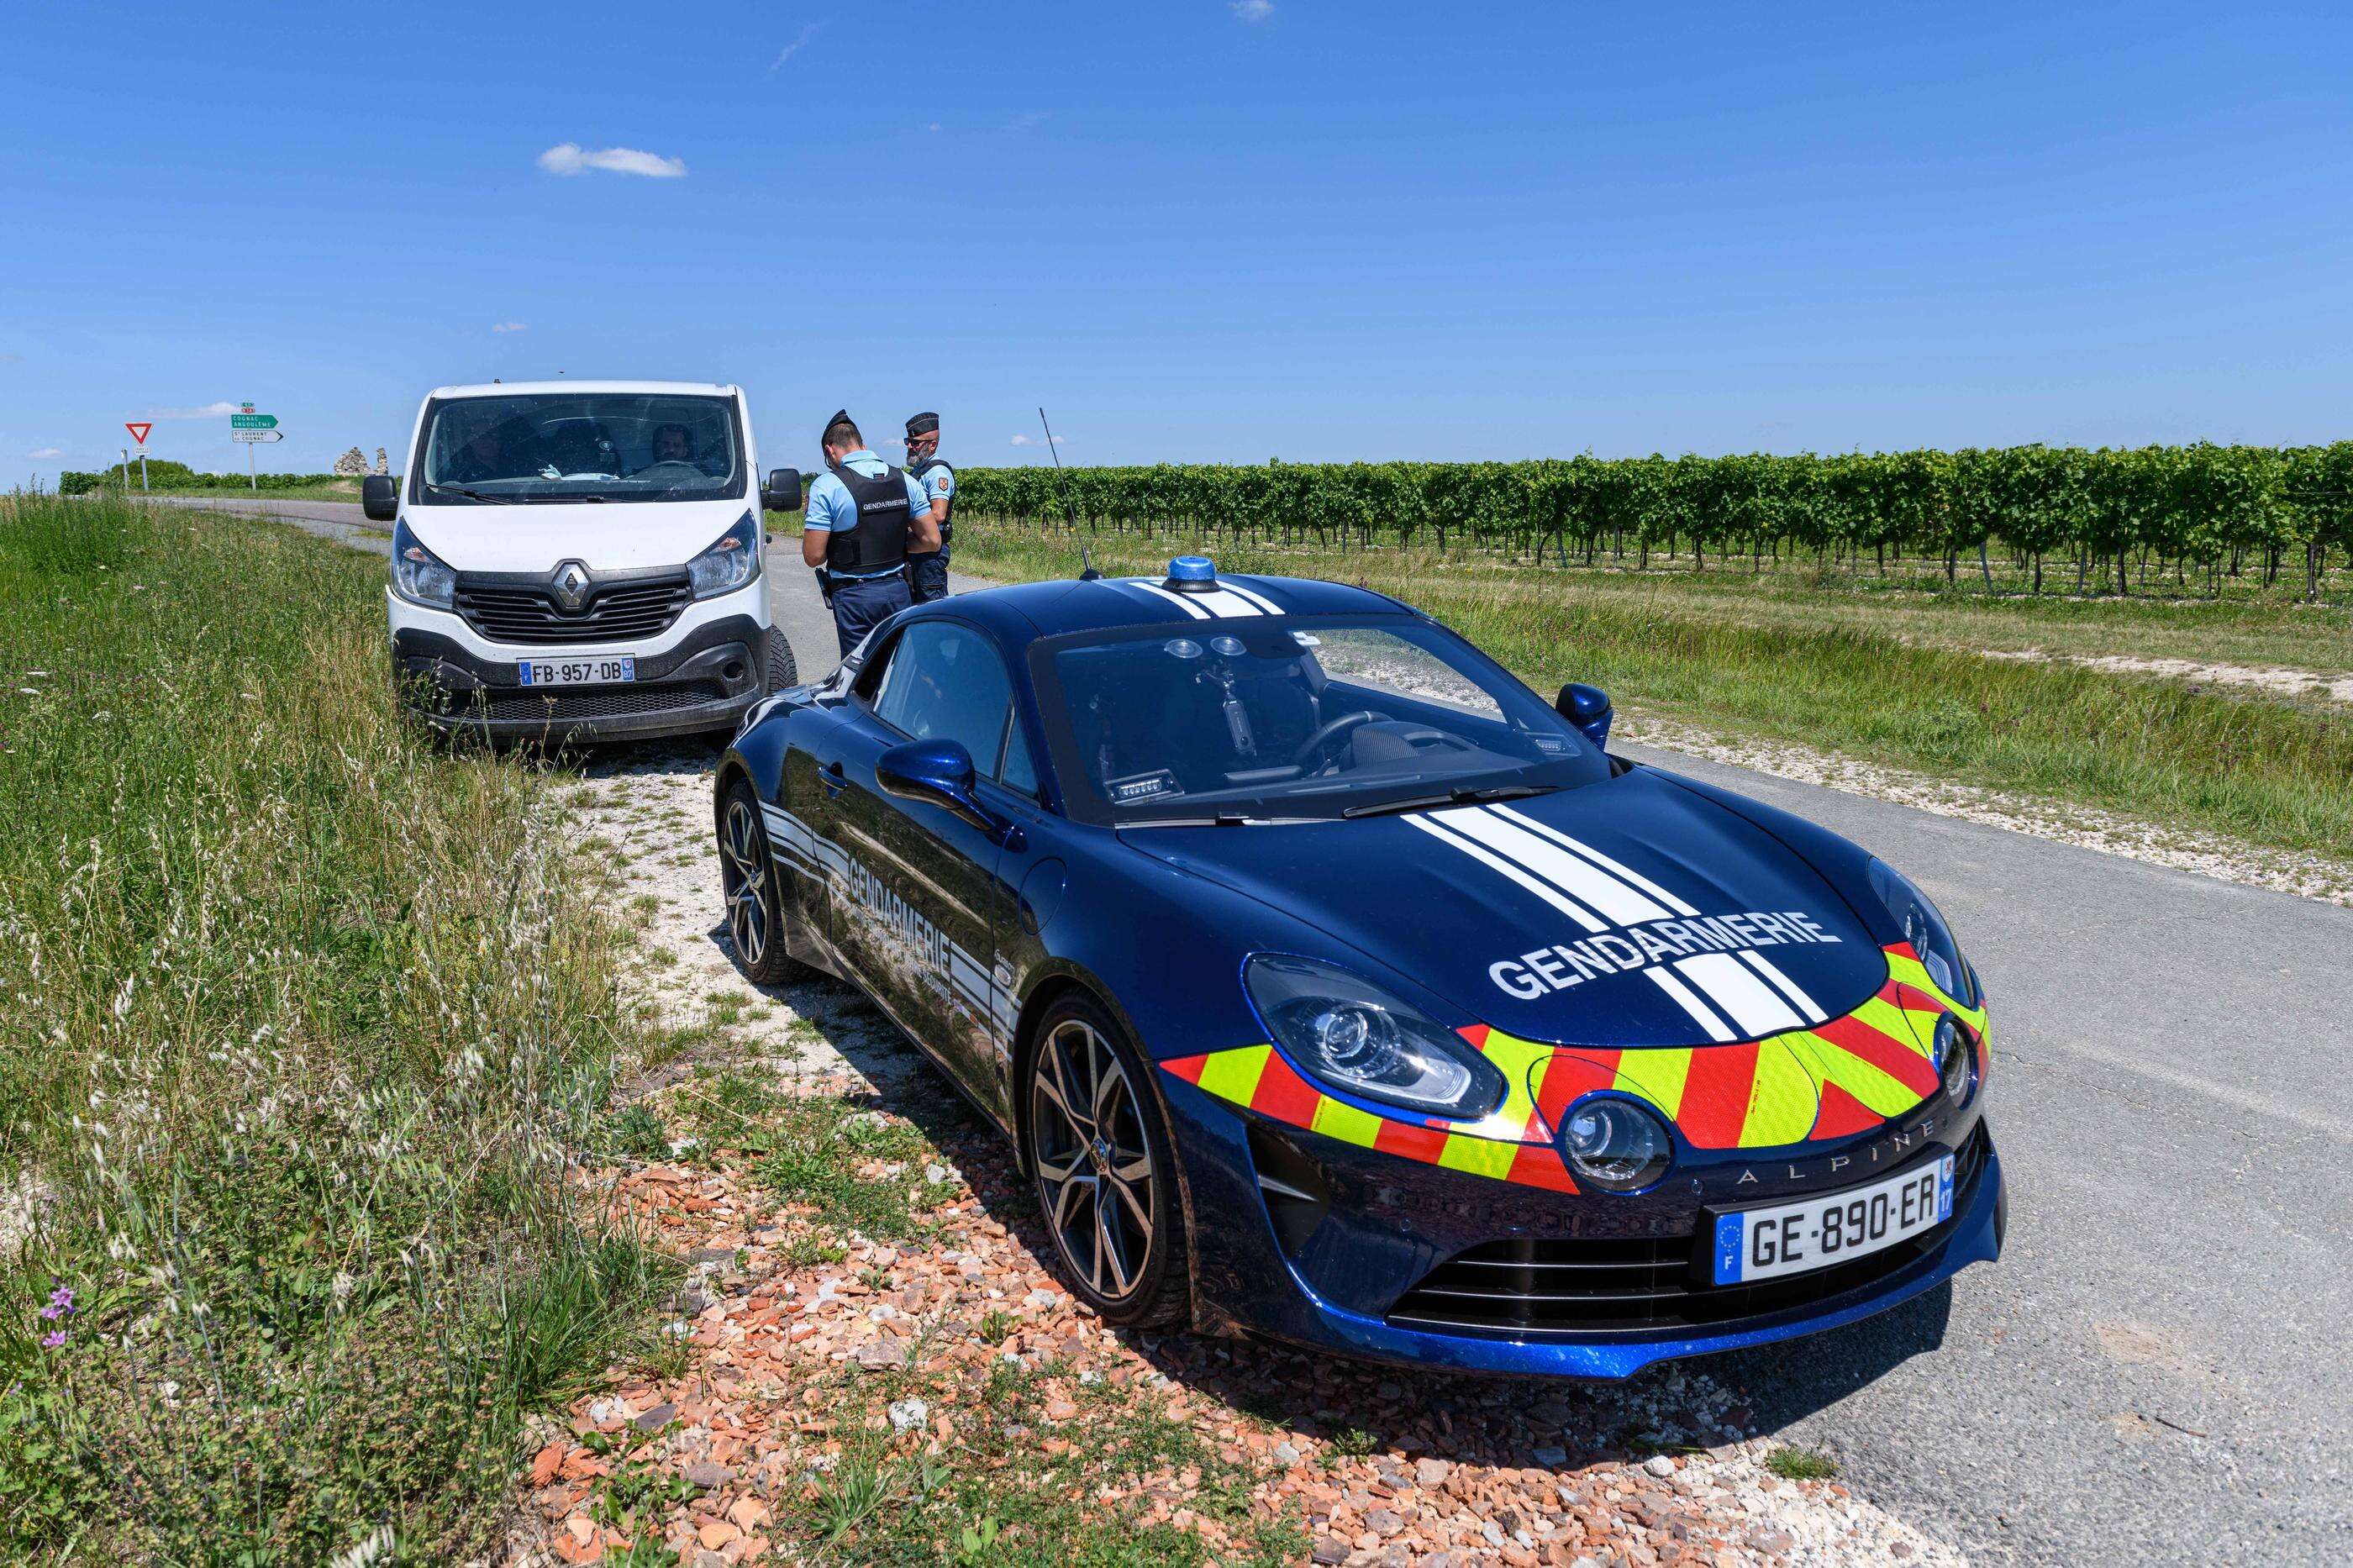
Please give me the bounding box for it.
[166,497,2352,1565]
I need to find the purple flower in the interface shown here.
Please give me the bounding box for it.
[37,1304,60,1321]
[39,1331,66,1350]
[46,1286,71,1314]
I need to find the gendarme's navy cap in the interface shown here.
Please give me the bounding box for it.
[821,408,855,445]
[905,412,940,437]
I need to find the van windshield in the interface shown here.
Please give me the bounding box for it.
[414,392,744,504]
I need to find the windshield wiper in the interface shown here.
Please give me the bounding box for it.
[422,481,513,505]
[1341,782,1560,819]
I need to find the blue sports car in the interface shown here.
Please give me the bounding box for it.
[715,558,2003,1379]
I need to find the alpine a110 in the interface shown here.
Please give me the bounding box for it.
[714,556,2003,1377]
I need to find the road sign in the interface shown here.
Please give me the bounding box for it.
[229,413,277,430]
[230,429,284,444]
[125,421,154,445]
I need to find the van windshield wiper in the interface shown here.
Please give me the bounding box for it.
[422,481,513,505]
[1341,782,1560,819]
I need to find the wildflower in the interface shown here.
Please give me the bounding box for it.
[49,1286,74,1314]
[40,1331,66,1350]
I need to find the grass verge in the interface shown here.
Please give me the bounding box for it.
[0,495,664,1560]
[953,519,2353,864]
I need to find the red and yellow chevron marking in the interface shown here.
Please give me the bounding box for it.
[1161,944,1988,1194]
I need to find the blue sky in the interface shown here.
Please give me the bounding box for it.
[6,2,2351,482]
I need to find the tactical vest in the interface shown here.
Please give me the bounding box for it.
[824,461,913,574]
[909,456,955,549]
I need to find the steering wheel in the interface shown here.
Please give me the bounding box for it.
[1290,710,1382,769]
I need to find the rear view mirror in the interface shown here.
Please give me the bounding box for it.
[361,475,398,523]
[1556,682,1613,749]
[761,468,803,513]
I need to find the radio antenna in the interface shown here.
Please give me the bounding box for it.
[1039,406,1100,580]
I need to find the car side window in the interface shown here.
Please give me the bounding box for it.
[998,713,1040,796]
[871,623,1017,778]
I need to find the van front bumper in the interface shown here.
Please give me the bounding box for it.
[392,613,770,741]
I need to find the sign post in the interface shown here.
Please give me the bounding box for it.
[229,404,279,492]
[124,422,154,492]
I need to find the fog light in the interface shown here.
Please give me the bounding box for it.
[1934,1013,1974,1101]
[1561,1097,1672,1192]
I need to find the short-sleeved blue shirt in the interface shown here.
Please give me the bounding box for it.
[917,460,955,510]
[803,450,934,580]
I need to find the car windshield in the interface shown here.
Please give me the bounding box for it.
[414,392,743,503]
[1034,617,1610,823]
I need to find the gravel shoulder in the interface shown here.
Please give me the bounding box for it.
[509,748,1966,1567]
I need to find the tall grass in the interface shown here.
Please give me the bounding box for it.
[955,520,2353,862]
[0,495,661,1560]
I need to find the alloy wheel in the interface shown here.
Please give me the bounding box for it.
[1031,1018,1156,1300]
[719,797,769,968]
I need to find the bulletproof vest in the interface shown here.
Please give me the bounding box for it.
[824,461,912,573]
[910,456,955,546]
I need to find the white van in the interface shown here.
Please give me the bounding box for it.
[365,381,803,741]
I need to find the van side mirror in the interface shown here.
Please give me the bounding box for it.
[761,468,803,513]
[1556,682,1613,749]
[361,475,398,523]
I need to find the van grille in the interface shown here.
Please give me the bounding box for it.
[1387,1128,1987,1336]
[463,680,729,726]
[454,575,693,645]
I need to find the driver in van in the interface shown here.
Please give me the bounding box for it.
[648,423,695,466]
[448,416,521,483]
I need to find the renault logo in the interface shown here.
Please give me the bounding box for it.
[551,560,592,611]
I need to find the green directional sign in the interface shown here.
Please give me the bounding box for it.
[229,412,277,429]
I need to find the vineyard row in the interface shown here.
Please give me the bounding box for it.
[956,444,2353,596]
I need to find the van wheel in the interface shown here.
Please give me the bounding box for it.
[718,779,815,987]
[765,630,798,694]
[1024,993,1190,1328]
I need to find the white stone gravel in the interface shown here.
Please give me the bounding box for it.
[1621,714,2353,907]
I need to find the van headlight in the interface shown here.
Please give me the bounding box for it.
[687,511,762,599]
[391,518,455,608]
[1243,955,1504,1118]
[1867,859,1977,1007]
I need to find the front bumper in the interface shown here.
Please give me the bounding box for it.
[391,613,770,740]
[1172,1081,2003,1380]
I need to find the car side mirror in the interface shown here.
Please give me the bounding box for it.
[361,475,398,523]
[876,737,1015,841]
[1556,682,1613,749]
[761,467,803,513]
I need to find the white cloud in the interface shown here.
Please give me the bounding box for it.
[925,122,942,132]
[149,401,239,420]
[1010,433,1068,447]
[770,22,821,69]
[1231,0,1274,19]
[538,142,687,178]
[1005,110,1050,132]
[28,447,63,459]
[492,322,528,333]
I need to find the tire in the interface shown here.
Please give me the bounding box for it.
[716,778,815,987]
[765,628,798,694]
[1024,992,1190,1327]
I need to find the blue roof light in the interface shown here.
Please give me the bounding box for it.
[1167,555,1216,583]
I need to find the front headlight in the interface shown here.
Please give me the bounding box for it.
[1243,955,1505,1118]
[1932,1013,1976,1101]
[1867,859,1976,1007]
[687,511,762,599]
[1561,1097,1673,1192]
[391,518,455,608]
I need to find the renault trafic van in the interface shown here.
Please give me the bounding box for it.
[365,381,803,740]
